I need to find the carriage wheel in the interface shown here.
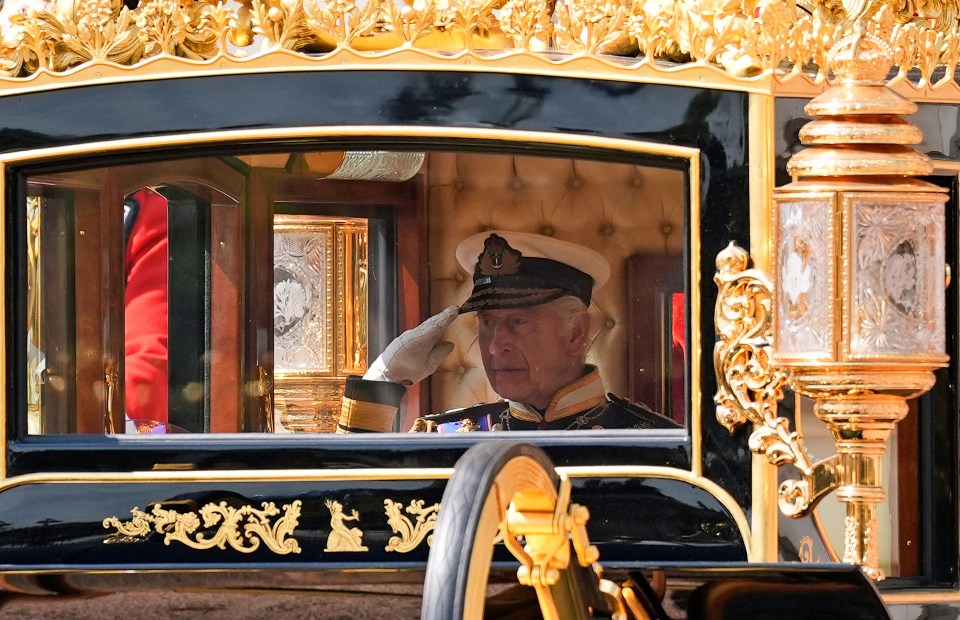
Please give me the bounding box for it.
[421,442,626,620]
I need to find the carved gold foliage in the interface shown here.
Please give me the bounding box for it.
[384,498,439,553]
[303,0,378,51]
[553,0,630,55]
[498,0,553,49]
[134,0,217,59]
[713,243,788,433]
[36,0,143,71]
[248,0,315,52]
[627,0,681,61]
[0,0,959,87]
[713,243,835,518]
[378,0,439,46]
[103,500,303,555]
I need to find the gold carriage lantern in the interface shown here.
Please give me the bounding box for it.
[713,30,949,582]
[772,34,948,579]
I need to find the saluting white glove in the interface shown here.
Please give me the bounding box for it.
[363,305,459,386]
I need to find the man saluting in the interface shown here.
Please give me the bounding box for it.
[337,230,678,433]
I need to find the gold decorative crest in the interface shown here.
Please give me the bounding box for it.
[102,499,302,554]
[1,0,959,94]
[384,498,439,552]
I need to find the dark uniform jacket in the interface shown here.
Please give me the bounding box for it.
[337,365,679,433]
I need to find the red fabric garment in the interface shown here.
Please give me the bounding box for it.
[124,188,168,422]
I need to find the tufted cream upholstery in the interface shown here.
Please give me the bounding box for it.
[421,152,686,420]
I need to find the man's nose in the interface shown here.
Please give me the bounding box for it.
[487,325,513,354]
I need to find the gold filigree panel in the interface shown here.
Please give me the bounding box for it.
[1,0,959,92]
[104,496,440,554]
[103,500,303,554]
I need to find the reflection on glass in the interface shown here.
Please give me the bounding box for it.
[26,197,42,435]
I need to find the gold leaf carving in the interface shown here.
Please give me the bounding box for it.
[323,499,368,552]
[553,0,631,55]
[134,0,217,59]
[103,506,154,543]
[49,0,143,70]
[248,0,314,52]
[713,243,838,517]
[303,0,377,51]
[102,500,302,555]
[0,0,959,89]
[499,0,553,49]
[713,243,789,434]
[384,498,439,553]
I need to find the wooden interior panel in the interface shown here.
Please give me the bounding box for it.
[36,192,75,433]
[627,254,684,423]
[73,188,108,433]
[209,200,243,432]
[100,172,126,434]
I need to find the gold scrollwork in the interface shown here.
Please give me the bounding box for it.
[713,242,838,517]
[323,499,368,552]
[384,498,439,553]
[102,499,302,555]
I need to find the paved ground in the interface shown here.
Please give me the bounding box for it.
[0,587,425,619]
[0,574,430,620]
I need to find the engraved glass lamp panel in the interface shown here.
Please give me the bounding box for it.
[773,186,947,368]
[846,193,945,361]
[774,194,836,362]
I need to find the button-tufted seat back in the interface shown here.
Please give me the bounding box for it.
[423,152,686,419]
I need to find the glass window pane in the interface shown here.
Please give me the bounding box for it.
[23,148,689,435]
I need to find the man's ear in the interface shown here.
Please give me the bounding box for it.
[568,312,591,352]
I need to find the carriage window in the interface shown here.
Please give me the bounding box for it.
[23,149,689,435]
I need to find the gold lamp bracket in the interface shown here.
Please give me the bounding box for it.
[713,242,840,517]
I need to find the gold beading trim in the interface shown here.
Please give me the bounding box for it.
[103,500,303,554]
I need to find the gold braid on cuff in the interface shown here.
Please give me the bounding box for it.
[337,397,398,433]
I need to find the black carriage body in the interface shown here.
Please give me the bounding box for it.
[0,71,754,578]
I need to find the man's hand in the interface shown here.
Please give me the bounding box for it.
[363,305,459,386]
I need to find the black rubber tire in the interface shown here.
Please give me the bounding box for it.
[421,442,560,620]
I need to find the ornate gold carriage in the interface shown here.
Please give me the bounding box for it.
[0,0,958,616]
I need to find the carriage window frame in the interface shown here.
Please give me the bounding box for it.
[5,135,698,470]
